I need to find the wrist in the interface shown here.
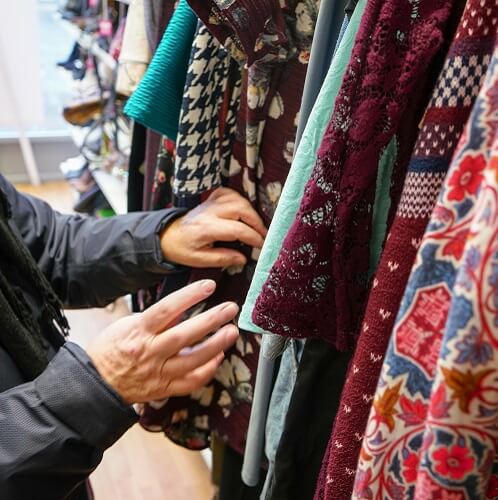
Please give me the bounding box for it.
[160,215,183,264]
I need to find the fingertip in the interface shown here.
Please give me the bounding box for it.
[199,279,216,294]
[233,256,247,267]
[225,326,239,346]
[227,248,247,267]
[222,302,240,317]
[216,323,239,345]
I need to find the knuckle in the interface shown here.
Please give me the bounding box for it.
[156,302,172,320]
[235,226,245,239]
[187,376,202,392]
[118,337,146,360]
[197,224,209,239]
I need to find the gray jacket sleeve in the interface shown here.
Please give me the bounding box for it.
[0,174,186,308]
[0,342,138,499]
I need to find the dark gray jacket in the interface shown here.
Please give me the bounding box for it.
[0,175,184,499]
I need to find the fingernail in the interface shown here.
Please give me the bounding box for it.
[222,302,239,315]
[217,352,225,363]
[200,280,216,293]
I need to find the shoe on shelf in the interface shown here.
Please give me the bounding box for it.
[57,42,82,69]
[59,155,88,179]
[73,184,111,214]
[71,62,87,81]
[58,0,84,16]
[67,168,96,194]
[63,91,126,126]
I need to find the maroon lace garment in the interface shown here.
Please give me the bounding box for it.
[253,0,455,351]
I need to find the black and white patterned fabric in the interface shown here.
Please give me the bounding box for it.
[174,21,241,199]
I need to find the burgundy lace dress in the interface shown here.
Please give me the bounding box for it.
[253,0,458,351]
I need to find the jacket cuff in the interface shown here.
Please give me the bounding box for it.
[154,208,188,271]
[137,208,188,273]
[35,342,138,450]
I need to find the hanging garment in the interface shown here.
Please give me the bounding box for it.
[293,0,351,151]
[173,21,241,201]
[264,341,352,500]
[317,0,493,498]
[150,136,176,210]
[138,0,319,456]
[238,0,365,338]
[316,2,497,498]
[219,444,267,500]
[143,130,163,210]
[143,0,177,210]
[258,340,304,496]
[124,0,198,139]
[241,340,281,488]
[123,0,176,211]
[355,38,498,500]
[116,0,151,96]
[127,122,146,213]
[143,0,164,52]
[241,0,362,488]
[252,0,460,351]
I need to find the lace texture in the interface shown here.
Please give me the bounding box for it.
[253,0,455,351]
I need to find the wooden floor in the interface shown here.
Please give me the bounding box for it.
[15,181,215,500]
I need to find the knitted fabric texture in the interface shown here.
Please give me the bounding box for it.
[355,33,498,499]
[253,0,457,351]
[0,189,68,379]
[314,1,497,497]
[124,0,197,139]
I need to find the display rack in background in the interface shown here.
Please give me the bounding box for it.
[55,0,130,215]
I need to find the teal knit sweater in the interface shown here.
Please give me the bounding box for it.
[124,0,197,139]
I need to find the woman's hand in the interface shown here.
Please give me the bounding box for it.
[160,187,267,268]
[86,280,239,404]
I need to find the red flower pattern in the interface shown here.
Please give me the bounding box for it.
[398,396,428,426]
[433,445,475,480]
[442,229,470,260]
[402,452,420,483]
[447,154,486,202]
